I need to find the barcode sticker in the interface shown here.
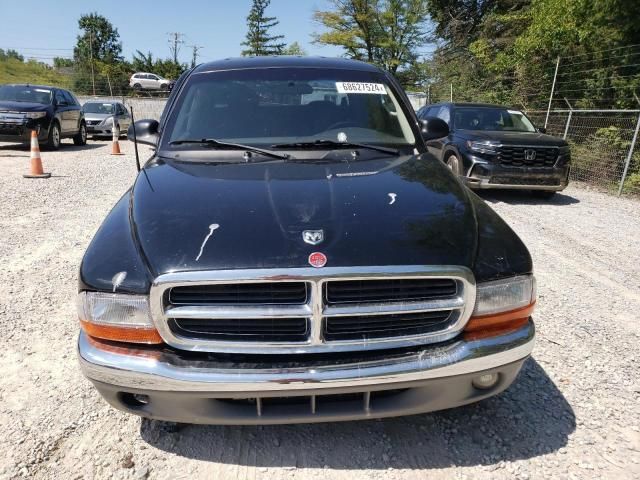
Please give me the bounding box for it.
[336,82,387,94]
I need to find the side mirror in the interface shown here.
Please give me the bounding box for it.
[537,127,547,134]
[421,116,450,141]
[128,119,159,147]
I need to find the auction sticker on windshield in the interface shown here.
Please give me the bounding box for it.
[336,82,387,94]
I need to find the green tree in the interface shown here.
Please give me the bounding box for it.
[73,13,123,65]
[424,0,640,108]
[131,50,186,80]
[0,49,25,62]
[241,0,286,56]
[313,0,431,74]
[282,42,307,56]
[53,57,75,69]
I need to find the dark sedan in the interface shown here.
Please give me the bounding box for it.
[0,84,87,149]
[417,102,571,197]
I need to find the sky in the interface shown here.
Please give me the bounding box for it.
[0,0,345,64]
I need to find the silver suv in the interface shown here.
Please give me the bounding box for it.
[129,72,171,91]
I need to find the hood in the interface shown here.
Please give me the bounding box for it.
[457,129,567,146]
[130,153,479,275]
[0,101,50,112]
[83,113,112,121]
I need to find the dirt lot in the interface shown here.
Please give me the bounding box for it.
[0,139,638,480]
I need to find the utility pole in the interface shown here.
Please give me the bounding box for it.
[167,32,185,64]
[89,29,96,96]
[188,45,203,68]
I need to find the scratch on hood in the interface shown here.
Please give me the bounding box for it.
[195,224,220,262]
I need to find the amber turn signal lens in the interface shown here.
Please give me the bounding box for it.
[80,320,163,344]
[463,302,535,340]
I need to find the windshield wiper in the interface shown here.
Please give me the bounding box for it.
[271,139,400,156]
[169,138,289,160]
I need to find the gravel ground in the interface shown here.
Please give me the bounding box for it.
[0,139,638,480]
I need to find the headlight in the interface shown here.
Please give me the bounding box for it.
[466,140,500,155]
[77,292,162,344]
[465,275,536,338]
[102,116,114,125]
[24,111,47,119]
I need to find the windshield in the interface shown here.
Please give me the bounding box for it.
[82,102,115,114]
[453,107,536,132]
[162,68,416,150]
[0,85,52,104]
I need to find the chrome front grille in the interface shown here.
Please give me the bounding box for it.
[149,266,476,354]
[498,146,558,167]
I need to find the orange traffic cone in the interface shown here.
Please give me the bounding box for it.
[111,119,125,156]
[23,130,51,179]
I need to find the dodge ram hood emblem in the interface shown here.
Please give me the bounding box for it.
[302,229,324,245]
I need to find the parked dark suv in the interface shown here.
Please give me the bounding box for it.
[417,102,571,197]
[0,84,87,149]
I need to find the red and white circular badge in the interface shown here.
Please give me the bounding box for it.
[308,252,327,268]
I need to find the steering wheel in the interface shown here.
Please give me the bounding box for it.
[324,120,360,131]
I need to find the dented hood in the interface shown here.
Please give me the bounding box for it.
[131,154,479,275]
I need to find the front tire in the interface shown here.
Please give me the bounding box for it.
[45,121,61,150]
[73,122,87,146]
[446,154,462,177]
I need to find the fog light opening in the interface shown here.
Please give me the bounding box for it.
[472,373,500,390]
[120,392,150,408]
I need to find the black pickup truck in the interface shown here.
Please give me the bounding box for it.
[77,57,536,425]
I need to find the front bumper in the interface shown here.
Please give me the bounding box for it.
[463,155,570,191]
[0,120,49,143]
[78,319,535,424]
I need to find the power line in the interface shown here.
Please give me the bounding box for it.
[559,43,640,61]
[561,50,640,68]
[555,62,640,78]
[1,46,73,51]
[556,72,640,85]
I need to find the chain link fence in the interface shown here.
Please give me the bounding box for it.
[526,109,639,195]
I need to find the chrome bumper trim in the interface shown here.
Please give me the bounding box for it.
[467,179,567,191]
[78,320,534,393]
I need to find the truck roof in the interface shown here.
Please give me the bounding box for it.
[193,56,382,74]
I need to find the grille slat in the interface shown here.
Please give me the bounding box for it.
[170,318,309,341]
[324,311,452,341]
[170,282,308,305]
[326,278,457,304]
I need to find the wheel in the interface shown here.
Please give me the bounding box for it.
[45,121,61,150]
[73,122,87,146]
[160,83,169,91]
[133,83,142,90]
[532,190,556,199]
[446,154,462,176]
